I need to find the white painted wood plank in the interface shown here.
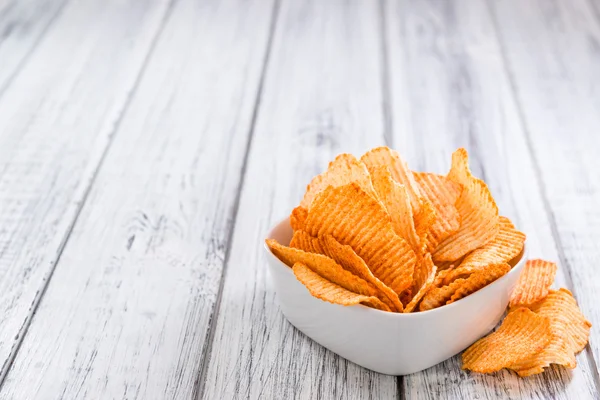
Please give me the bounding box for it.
[490,0,600,381]
[200,0,399,399]
[0,0,172,380]
[0,0,275,398]
[385,0,598,398]
[0,0,66,93]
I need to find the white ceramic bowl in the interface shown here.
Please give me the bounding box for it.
[265,218,526,375]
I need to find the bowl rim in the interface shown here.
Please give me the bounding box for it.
[264,216,527,319]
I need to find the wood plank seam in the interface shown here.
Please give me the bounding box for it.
[378,0,394,149]
[0,0,179,388]
[192,1,282,398]
[0,0,69,98]
[485,0,600,391]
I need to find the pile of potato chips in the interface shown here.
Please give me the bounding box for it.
[463,259,591,376]
[267,146,591,376]
[267,146,524,313]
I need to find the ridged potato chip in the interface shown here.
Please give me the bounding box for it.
[266,239,382,300]
[289,230,323,254]
[290,206,308,232]
[413,172,462,253]
[419,279,464,311]
[300,154,375,209]
[293,263,390,311]
[419,263,509,311]
[447,263,511,304]
[361,146,423,214]
[319,234,404,312]
[414,200,436,255]
[431,265,457,288]
[510,259,557,308]
[370,166,421,255]
[404,254,437,313]
[289,232,402,312]
[509,289,591,376]
[305,183,417,295]
[443,216,525,285]
[433,148,499,262]
[462,308,552,373]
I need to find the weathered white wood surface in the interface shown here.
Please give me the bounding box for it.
[0,0,171,381]
[386,0,598,398]
[199,0,399,399]
[0,0,276,398]
[0,0,599,398]
[0,0,66,93]
[490,0,600,381]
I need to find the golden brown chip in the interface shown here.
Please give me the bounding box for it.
[462,308,552,373]
[509,337,575,377]
[300,154,375,209]
[319,234,403,312]
[433,148,499,262]
[305,183,417,294]
[413,172,462,253]
[266,239,381,300]
[436,258,463,272]
[404,254,437,313]
[419,279,464,311]
[413,200,436,255]
[361,146,423,214]
[443,216,525,285]
[447,263,511,304]
[369,166,420,254]
[509,259,557,308]
[509,289,591,376]
[431,265,457,288]
[289,230,323,254]
[531,289,591,354]
[292,263,391,311]
[290,206,308,232]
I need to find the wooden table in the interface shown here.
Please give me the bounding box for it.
[0,0,599,398]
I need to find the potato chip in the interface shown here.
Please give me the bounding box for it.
[300,154,375,209]
[462,308,552,373]
[509,289,591,376]
[404,254,437,313]
[419,279,464,311]
[509,259,557,308]
[369,166,420,254]
[413,172,462,253]
[319,234,404,312]
[531,289,591,354]
[266,239,381,300]
[293,263,391,311]
[305,183,417,294]
[413,199,436,255]
[436,258,463,272]
[361,146,423,215]
[433,148,499,262]
[443,217,525,285]
[290,206,308,232]
[431,265,457,288]
[289,230,323,254]
[447,263,511,304]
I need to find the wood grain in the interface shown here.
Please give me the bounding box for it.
[0,0,277,398]
[0,0,172,382]
[490,0,600,383]
[0,0,67,94]
[199,0,399,399]
[385,0,599,398]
